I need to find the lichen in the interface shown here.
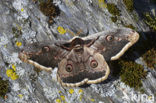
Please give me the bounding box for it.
[0,77,9,98]
[90,98,95,102]
[39,0,60,24]
[111,60,147,90]
[55,99,61,103]
[12,26,22,38]
[107,3,120,16]
[98,0,107,8]
[120,60,147,89]
[124,24,135,29]
[6,65,19,80]
[123,0,134,12]
[139,88,145,94]
[68,89,74,94]
[15,41,22,47]
[57,26,67,35]
[143,12,156,31]
[111,16,117,23]
[143,48,156,69]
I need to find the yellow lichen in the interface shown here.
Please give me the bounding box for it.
[90,98,95,102]
[98,0,107,8]
[58,91,62,94]
[68,89,74,94]
[57,26,66,35]
[18,94,23,98]
[78,89,83,94]
[21,8,24,12]
[10,72,19,80]
[6,68,19,80]
[6,69,14,77]
[16,41,22,47]
[60,95,65,101]
[55,99,61,103]
[12,64,16,71]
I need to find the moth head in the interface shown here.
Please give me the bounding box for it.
[57,46,110,87]
[73,44,84,54]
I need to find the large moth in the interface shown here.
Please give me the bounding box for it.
[19,28,139,87]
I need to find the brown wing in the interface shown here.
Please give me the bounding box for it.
[57,46,110,87]
[19,41,69,69]
[83,28,139,61]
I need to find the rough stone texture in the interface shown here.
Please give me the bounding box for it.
[0,0,155,103]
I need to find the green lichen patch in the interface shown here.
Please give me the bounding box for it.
[143,12,156,31]
[111,16,117,23]
[39,0,60,24]
[124,24,135,29]
[12,27,22,38]
[34,67,42,75]
[139,88,145,94]
[0,77,9,98]
[111,60,147,90]
[143,48,156,69]
[107,3,120,16]
[119,60,147,89]
[123,0,134,12]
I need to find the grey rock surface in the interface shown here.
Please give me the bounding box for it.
[0,0,155,103]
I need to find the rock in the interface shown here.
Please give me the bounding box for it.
[0,0,155,103]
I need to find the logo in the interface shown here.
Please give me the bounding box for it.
[122,92,154,103]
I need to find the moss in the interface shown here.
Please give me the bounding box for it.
[152,0,156,3]
[111,16,117,23]
[34,67,42,75]
[124,24,135,29]
[143,12,156,31]
[111,60,147,90]
[133,13,139,22]
[139,88,145,94]
[12,27,22,38]
[39,0,60,24]
[143,48,156,69]
[107,3,120,16]
[123,32,156,69]
[123,0,134,12]
[119,60,147,89]
[0,77,9,98]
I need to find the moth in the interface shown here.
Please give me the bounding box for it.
[19,28,139,87]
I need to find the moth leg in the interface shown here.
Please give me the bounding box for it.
[19,52,52,72]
